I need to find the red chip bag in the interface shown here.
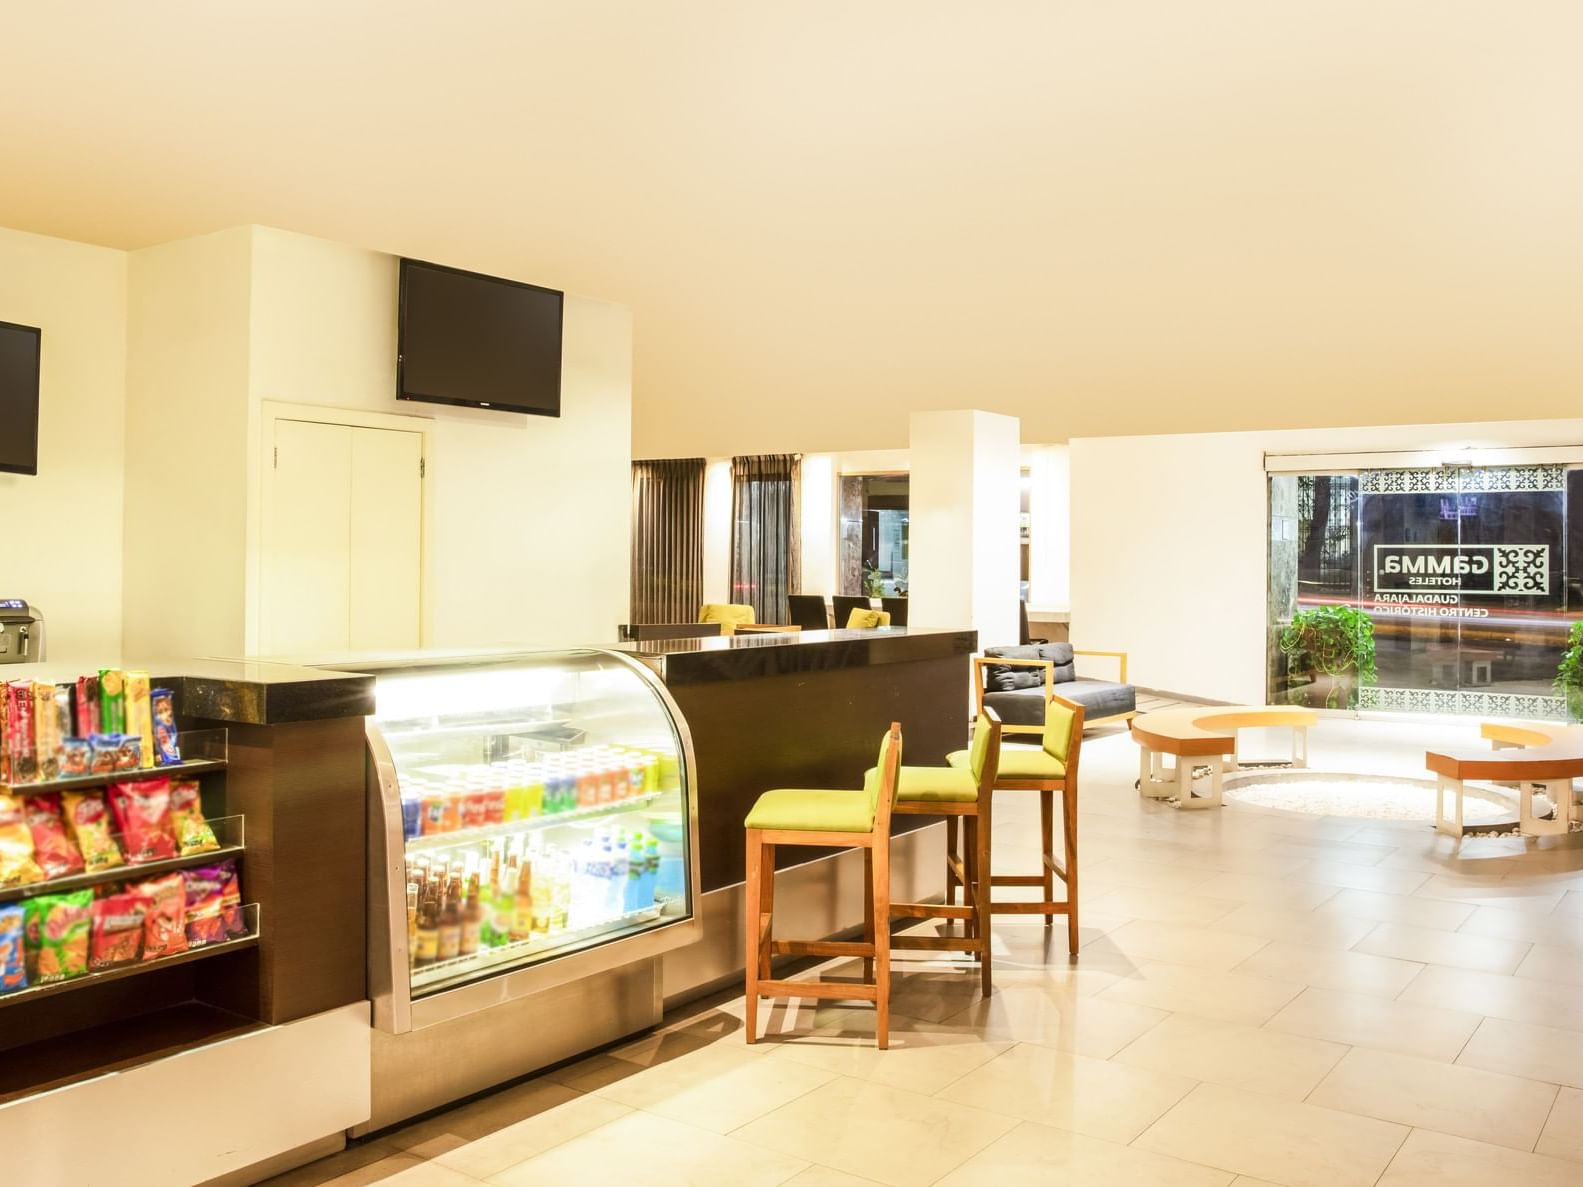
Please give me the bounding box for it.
[90,893,146,969]
[109,779,177,864]
[23,796,84,879]
[129,872,187,959]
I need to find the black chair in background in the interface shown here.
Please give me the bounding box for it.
[832,596,871,628]
[881,597,908,627]
[1018,600,1048,646]
[788,595,831,632]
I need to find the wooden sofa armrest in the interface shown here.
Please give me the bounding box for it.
[1073,649,1129,685]
[972,655,1055,717]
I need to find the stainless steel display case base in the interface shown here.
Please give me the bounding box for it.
[662,821,946,1006]
[354,957,660,1136]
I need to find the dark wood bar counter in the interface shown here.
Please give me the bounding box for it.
[619,627,977,891]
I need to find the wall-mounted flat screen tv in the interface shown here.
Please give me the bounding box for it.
[0,320,42,476]
[397,258,564,417]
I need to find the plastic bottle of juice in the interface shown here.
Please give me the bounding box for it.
[551,848,572,932]
[624,833,645,911]
[577,767,598,809]
[484,773,507,826]
[642,754,660,793]
[606,837,628,917]
[643,836,660,906]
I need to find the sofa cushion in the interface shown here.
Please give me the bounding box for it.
[985,643,1076,687]
[984,679,1136,724]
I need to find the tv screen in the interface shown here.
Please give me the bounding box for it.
[0,320,41,476]
[397,259,563,416]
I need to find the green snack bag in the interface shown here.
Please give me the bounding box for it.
[23,890,93,984]
[99,670,126,735]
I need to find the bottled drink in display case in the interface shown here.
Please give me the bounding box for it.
[437,874,462,962]
[461,873,483,956]
[510,862,534,943]
[415,883,439,967]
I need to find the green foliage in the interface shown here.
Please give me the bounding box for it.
[1554,621,1583,722]
[862,564,886,598]
[1278,605,1378,709]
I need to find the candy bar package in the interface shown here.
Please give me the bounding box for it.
[89,734,121,775]
[151,688,181,766]
[6,681,37,783]
[23,795,84,879]
[90,894,146,970]
[126,672,154,769]
[75,675,101,739]
[23,890,92,984]
[0,685,8,784]
[32,683,61,780]
[109,779,178,863]
[0,793,44,888]
[216,858,245,937]
[61,790,123,873]
[99,669,126,735]
[115,736,142,773]
[130,872,188,960]
[168,780,218,856]
[0,903,25,994]
[182,865,228,946]
[59,737,92,777]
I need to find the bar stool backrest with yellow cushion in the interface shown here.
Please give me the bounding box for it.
[744,723,902,1048]
[950,691,1085,955]
[699,603,756,635]
[887,709,1002,995]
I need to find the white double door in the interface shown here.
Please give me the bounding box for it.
[261,418,423,656]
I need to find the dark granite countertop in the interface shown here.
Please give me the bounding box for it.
[0,658,375,726]
[614,627,978,686]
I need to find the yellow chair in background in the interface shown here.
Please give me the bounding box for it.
[845,608,892,629]
[699,603,756,635]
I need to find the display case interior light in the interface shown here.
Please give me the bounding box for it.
[374,663,569,722]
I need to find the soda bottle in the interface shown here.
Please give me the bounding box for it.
[437,875,463,962]
[511,861,535,942]
[461,873,484,956]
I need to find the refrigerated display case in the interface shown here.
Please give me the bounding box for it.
[357,648,700,1126]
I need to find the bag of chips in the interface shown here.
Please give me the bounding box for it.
[109,779,178,864]
[0,794,44,889]
[23,795,84,880]
[168,781,218,856]
[182,866,228,946]
[0,903,25,994]
[130,872,187,960]
[90,893,146,969]
[59,737,92,778]
[216,858,246,937]
[23,890,92,983]
[62,790,124,873]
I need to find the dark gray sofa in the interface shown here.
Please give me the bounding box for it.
[977,643,1137,733]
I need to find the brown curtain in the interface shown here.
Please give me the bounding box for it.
[730,454,801,624]
[631,458,706,624]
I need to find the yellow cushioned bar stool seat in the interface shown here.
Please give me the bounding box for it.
[865,765,978,803]
[700,603,756,635]
[744,724,902,1048]
[845,608,892,629]
[950,746,1065,782]
[745,788,876,833]
[886,710,1003,995]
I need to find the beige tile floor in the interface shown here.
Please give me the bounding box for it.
[268,717,1583,1187]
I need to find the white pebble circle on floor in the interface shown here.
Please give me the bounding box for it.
[1222,770,1522,823]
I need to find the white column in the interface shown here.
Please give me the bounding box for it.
[907,410,1021,649]
[1026,444,1070,611]
[701,459,733,606]
[799,454,837,597]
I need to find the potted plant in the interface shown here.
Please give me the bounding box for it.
[1277,605,1377,709]
[862,564,886,598]
[1554,622,1583,722]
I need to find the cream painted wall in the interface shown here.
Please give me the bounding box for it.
[0,227,127,662]
[246,227,633,651]
[1070,417,1583,702]
[123,228,254,659]
[1025,445,1070,611]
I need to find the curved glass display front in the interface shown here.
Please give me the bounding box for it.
[367,649,693,1000]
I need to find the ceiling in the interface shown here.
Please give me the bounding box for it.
[2,2,1580,456]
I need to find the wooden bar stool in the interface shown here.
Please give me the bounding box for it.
[744,723,902,1048]
[951,693,1085,955]
[871,710,1002,994]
